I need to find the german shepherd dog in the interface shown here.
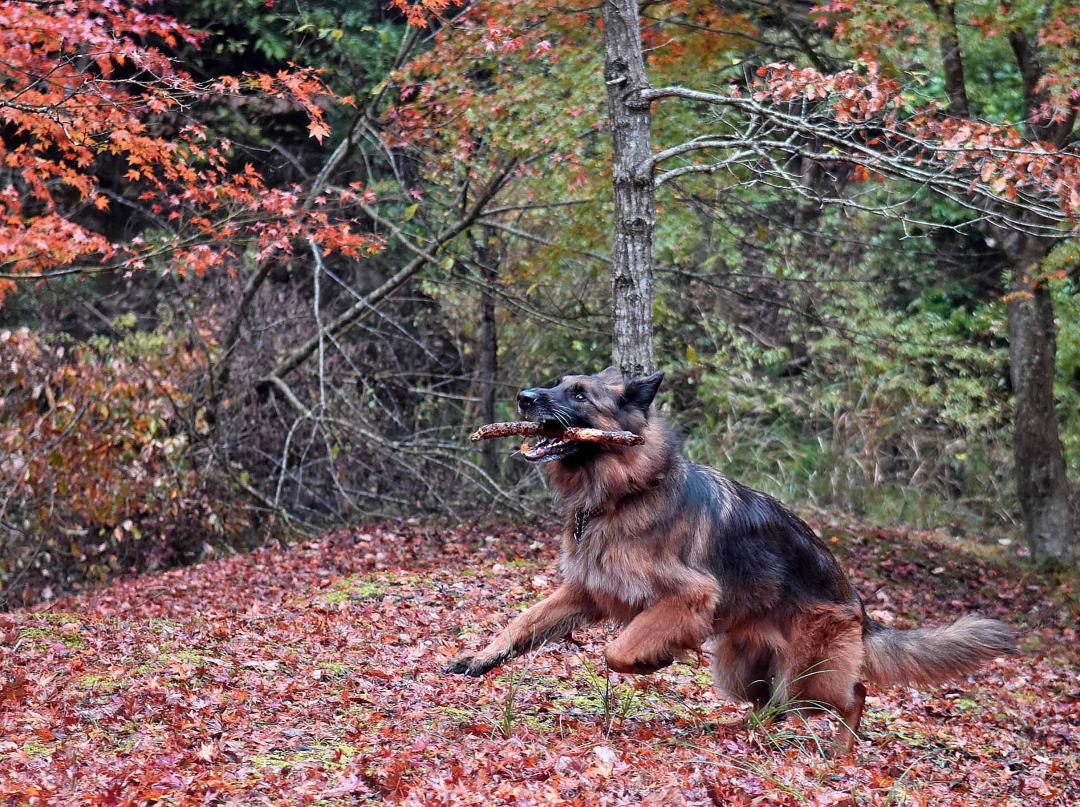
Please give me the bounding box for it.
[447,368,1014,753]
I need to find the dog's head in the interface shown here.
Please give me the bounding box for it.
[515,366,664,464]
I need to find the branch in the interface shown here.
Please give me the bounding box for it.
[476,219,610,262]
[771,1,834,73]
[654,150,757,187]
[481,198,597,215]
[1007,29,1076,146]
[259,159,518,388]
[640,136,751,178]
[209,112,364,407]
[357,201,443,266]
[637,85,1076,234]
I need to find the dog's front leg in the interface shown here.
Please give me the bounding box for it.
[604,582,717,674]
[445,584,599,677]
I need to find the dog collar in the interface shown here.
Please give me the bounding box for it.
[573,507,592,543]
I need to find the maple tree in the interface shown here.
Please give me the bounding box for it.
[223,2,1080,563]
[0,4,1076,799]
[381,2,1077,566]
[0,0,389,604]
[207,0,617,518]
[797,0,1078,566]
[0,0,378,296]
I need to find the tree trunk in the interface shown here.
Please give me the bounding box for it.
[925,0,970,117]
[1005,235,1074,565]
[477,227,500,479]
[602,0,656,376]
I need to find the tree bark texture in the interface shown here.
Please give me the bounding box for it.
[602,0,657,376]
[1006,236,1075,565]
[926,0,970,118]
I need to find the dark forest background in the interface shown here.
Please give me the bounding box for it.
[1,0,1076,606]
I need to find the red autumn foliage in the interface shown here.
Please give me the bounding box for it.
[389,0,467,28]
[0,520,1074,803]
[0,0,379,300]
[752,62,1080,215]
[812,1,1080,124]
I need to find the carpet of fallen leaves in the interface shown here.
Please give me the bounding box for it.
[1,516,1077,805]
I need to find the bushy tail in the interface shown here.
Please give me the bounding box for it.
[863,614,1015,688]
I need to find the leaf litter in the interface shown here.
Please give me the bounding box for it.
[1,521,1076,804]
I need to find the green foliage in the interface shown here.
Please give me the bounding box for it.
[955,36,1026,123]
[177,0,406,95]
[662,212,1018,529]
[2,0,1074,605]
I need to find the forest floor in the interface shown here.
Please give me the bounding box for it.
[1,517,1076,805]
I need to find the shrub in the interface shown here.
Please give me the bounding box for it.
[0,326,247,607]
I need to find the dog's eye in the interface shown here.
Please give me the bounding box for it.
[573,391,587,402]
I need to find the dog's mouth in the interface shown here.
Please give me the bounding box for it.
[519,415,585,464]
[521,433,581,463]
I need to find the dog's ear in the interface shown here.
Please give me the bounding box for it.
[621,371,664,414]
[597,365,622,384]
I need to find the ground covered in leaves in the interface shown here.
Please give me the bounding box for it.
[1,518,1076,805]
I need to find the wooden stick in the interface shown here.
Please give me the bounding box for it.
[470,421,545,441]
[560,427,644,446]
[470,421,643,446]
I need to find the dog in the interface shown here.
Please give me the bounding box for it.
[446,367,1015,753]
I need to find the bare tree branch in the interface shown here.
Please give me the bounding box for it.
[638,85,1076,235]
[259,159,518,388]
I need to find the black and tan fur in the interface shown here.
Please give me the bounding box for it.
[447,368,1015,754]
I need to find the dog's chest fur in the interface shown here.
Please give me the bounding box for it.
[560,518,652,615]
[559,508,709,621]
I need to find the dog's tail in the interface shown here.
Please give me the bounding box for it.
[862,614,1015,687]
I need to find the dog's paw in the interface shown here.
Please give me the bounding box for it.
[443,653,501,677]
[604,648,675,675]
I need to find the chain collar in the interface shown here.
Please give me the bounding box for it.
[573,507,593,543]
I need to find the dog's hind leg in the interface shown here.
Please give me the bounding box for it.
[780,604,867,755]
[710,636,775,711]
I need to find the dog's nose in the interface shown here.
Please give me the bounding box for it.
[517,389,540,412]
